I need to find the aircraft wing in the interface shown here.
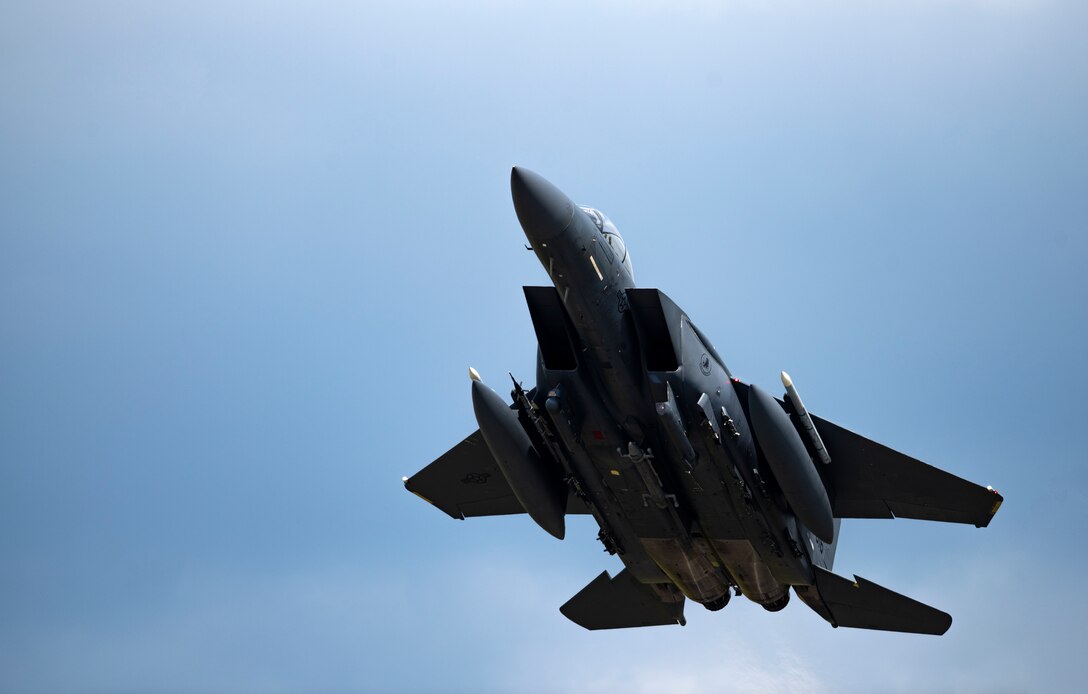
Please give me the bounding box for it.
[810,413,1003,527]
[405,429,590,519]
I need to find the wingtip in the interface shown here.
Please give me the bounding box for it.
[986,486,1004,517]
[938,612,953,636]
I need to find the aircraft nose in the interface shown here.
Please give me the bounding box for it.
[511,166,575,243]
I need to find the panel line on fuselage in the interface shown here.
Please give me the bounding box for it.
[589,254,604,281]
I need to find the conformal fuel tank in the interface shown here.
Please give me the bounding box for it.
[747,383,834,543]
[471,378,566,539]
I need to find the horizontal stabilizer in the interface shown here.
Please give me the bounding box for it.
[797,566,951,635]
[560,569,686,630]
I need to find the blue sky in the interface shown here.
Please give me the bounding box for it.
[2,1,1086,691]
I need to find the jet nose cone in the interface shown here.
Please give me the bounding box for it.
[511,166,575,243]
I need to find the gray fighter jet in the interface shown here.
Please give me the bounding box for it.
[405,167,1002,634]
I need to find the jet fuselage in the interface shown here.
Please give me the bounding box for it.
[512,167,823,610]
[405,167,1001,634]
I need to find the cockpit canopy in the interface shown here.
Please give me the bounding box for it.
[580,207,634,280]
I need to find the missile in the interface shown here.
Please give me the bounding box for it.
[781,371,831,465]
[747,383,835,543]
[656,383,697,464]
[470,374,566,540]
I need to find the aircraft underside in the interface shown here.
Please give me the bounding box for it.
[404,167,1002,634]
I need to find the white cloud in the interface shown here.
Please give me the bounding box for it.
[572,646,827,694]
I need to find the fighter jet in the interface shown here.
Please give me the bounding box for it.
[404,167,1003,634]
